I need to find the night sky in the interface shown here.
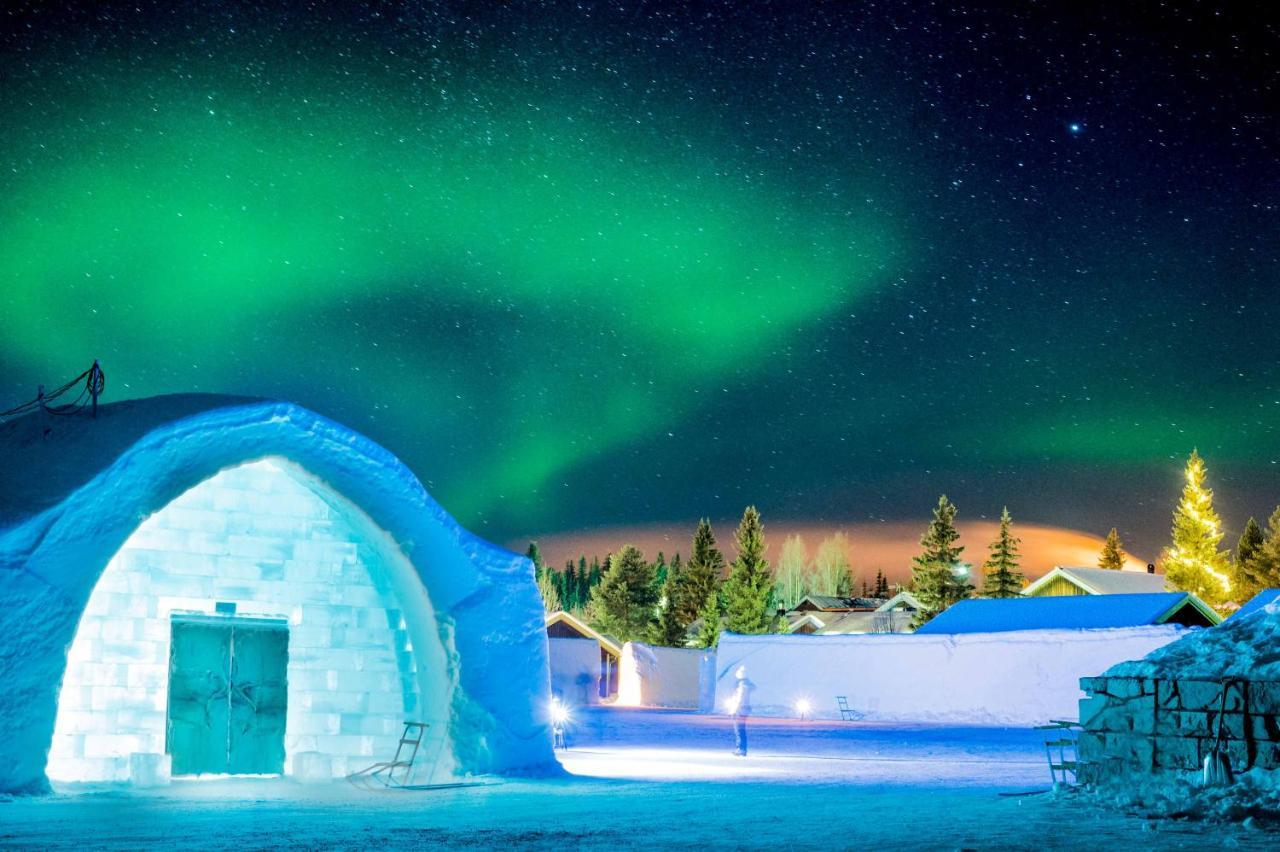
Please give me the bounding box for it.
[1,2,1276,559]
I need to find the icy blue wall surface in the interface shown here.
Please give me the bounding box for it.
[48,459,426,783]
[0,397,556,793]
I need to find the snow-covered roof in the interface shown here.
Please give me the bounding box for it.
[0,394,262,527]
[875,590,921,612]
[817,610,914,635]
[1229,589,1280,621]
[914,593,1219,635]
[1022,565,1169,596]
[545,610,622,656]
[792,594,884,612]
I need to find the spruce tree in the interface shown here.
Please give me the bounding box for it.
[651,551,668,596]
[981,507,1025,598]
[909,495,969,627]
[563,560,578,611]
[1162,450,1231,607]
[1232,516,1266,599]
[578,555,591,607]
[677,519,725,625]
[873,569,890,598]
[1098,528,1126,571]
[657,564,686,647]
[1244,508,1280,590]
[696,589,721,649]
[589,545,658,643]
[536,568,561,613]
[722,506,775,634]
[526,541,543,573]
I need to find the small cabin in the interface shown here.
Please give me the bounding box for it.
[545,611,622,704]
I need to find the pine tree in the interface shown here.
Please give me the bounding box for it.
[677,519,725,625]
[563,560,578,611]
[651,551,668,596]
[873,569,890,598]
[1162,450,1231,607]
[774,534,809,611]
[1243,508,1280,591]
[536,568,561,613]
[578,556,591,608]
[981,507,1025,598]
[910,495,970,627]
[696,588,721,649]
[589,545,658,643]
[657,563,687,647]
[526,541,543,573]
[813,533,853,597]
[1232,516,1266,599]
[1098,528,1126,571]
[722,506,775,634]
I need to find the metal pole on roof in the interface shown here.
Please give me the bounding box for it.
[88,360,104,418]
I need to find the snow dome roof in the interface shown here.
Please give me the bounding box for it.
[0,394,555,792]
[0,394,259,527]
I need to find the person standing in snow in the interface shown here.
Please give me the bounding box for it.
[729,665,755,756]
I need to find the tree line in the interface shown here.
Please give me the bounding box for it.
[532,447,1277,641]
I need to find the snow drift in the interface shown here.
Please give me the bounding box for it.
[714,627,1188,725]
[1104,598,1280,681]
[0,395,556,793]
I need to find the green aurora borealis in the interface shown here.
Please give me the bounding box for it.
[2,3,1276,555]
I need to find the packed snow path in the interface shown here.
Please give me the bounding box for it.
[3,708,1276,850]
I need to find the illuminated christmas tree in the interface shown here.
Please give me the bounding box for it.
[1161,450,1231,607]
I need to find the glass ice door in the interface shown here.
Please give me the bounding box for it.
[167,616,288,776]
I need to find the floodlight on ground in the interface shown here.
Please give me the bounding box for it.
[795,698,812,720]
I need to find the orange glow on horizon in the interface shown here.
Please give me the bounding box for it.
[512,520,1150,586]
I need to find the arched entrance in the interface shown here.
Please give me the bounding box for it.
[47,458,446,784]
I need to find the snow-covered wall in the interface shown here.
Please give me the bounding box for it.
[47,460,424,783]
[616,643,707,710]
[548,638,603,706]
[713,627,1188,725]
[0,397,555,793]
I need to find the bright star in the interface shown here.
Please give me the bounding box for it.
[1068,122,1083,134]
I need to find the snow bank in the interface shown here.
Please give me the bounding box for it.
[0,396,556,793]
[616,643,708,709]
[1088,767,1280,823]
[1104,601,1280,681]
[714,627,1187,725]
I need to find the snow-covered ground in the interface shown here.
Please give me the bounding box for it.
[3,707,1276,850]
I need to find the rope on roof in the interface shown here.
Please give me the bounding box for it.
[0,360,105,423]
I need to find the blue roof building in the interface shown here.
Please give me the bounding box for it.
[1228,589,1280,621]
[914,592,1220,635]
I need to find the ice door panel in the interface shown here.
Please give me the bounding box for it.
[226,624,289,775]
[167,621,232,776]
[167,618,289,776]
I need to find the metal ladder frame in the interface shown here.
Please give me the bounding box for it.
[347,722,430,789]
